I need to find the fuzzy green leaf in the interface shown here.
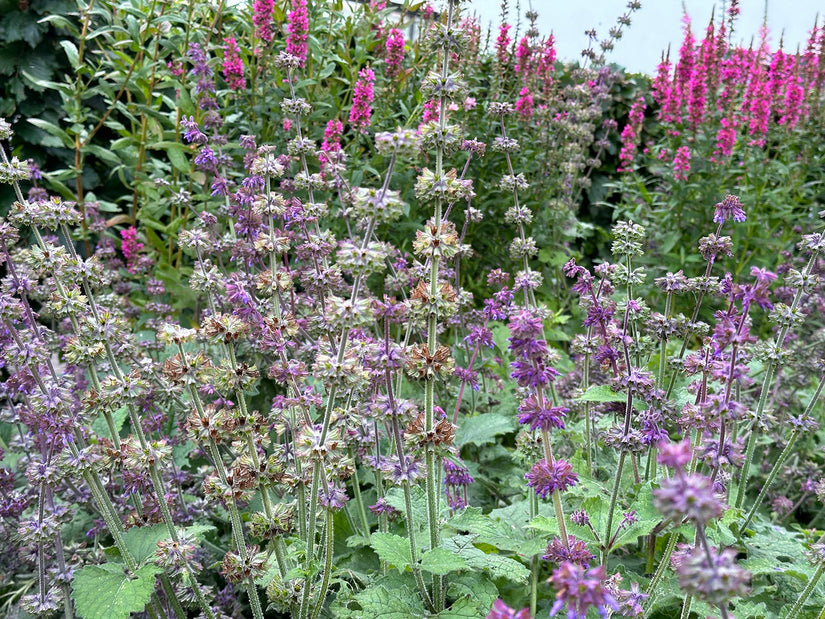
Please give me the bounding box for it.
[419,547,467,575]
[91,406,128,440]
[455,413,516,447]
[351,583,427,618]
[121,523,215,565]
[441,535,529,583]
[445,573,498,615]
[370,533,412,574]
[575,384,626,403]
[71,563,160,619]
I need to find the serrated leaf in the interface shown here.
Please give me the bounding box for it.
[446,573,498,614]
[437,596,484,618]
[441,535,529,583]
[611,484,661,550]
[419,547,467,575]
[455,412,516,447]
[71,563,160,619]
[575,384,626,403]
[91,406,128,440]
[448,506,527,552]
[370,532,412,574]
[351,583,427,618]
[121,523,215,565]
[384,485,427,530]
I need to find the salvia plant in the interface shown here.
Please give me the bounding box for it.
[1,1,825,619]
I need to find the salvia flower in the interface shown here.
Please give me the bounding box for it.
[713,195,746,223]
[517,395,567,432]
[672,545,751,606]
[525,458,578,499]
[549,562,619,619]
[486,599,532,619]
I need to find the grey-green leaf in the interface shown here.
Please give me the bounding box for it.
[71,563,161,619]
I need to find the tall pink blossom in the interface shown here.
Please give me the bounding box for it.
[779,60,805,128]
[515,87,533,120]
[121,226,143,274]
[253,0,274,44]
[673,145,691,181]
[319,119,343,170]
[286,0,309,67]
[384,28,405,79]
[652,54,673,121]
[349,67,376,132]
[496,23,512,67]
[422,99,439,123]
[745,26,771,146]
[713,115,738,160]
[618,97,646,173]
[221,37,245,90]
[537,35,556,95]
[674,15,696,98]
[514,36,532,75]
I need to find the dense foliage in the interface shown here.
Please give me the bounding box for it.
[1,1,824,618]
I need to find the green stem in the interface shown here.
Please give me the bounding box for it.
[785,563,824,619]
[311,509,335,619]
[603,451,627,565]
[403,482,436,613]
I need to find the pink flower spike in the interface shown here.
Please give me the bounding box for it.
[286,0,309,67]
[221,37,245,91]
[349,67,376,133]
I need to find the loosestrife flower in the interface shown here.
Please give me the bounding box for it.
[120,226,143,274]
[673,145,691,180]
[222,37,245,90]
[514,36,532,75]
[618,96,646,172]
[253,0,275,44]
[515,87,533,120]
[384,28,405,79]
[496,23,512,67]
[349,67,375,133]
[286,0,309,67]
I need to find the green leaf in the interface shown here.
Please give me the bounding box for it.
[59,40,79,69]
[71,563,160,619]
[441,535,529,583]
[455,412,516,447]
[574,384,627,403]
[166,145,190,173]
[370,533,412,574]
[121,523,215,565]
[445,573,498,616]
[91,406,128,440]
[437,597,485,618]
[349,583,427,618]
[27,118,73,147]
[447,507,528,553]
[610,484,660,550]
[419,547,467,575]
